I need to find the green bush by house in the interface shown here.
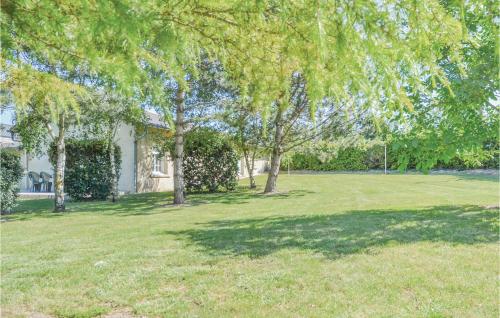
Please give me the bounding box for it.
[0,149,24,212]
[49,139,121,201]
[183,128,238,193]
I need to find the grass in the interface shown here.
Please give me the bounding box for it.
[1,173,498,317]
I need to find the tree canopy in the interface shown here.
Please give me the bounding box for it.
[2,0,495,200]
[3,1,472,114]
[389,0,498,170]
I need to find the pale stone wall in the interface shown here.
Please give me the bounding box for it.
[19,151,53,192]
[114,124,136,193]
[238,158,269,179]
[18,124,138,194]
[135,135,174,193]
[15,122,267,194]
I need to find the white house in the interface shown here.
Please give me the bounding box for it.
[0,111,268,194]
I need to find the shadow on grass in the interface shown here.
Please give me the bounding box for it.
[186,187,313,206]
[165,205,499,259]
[453,173,498,182]
[289,170,499,183]
[3,186,313,221]
[2,192,175,221]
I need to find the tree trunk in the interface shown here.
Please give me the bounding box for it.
[250,150,257,188]
[243,148,256,189]
[173,87,185,204]
[54,114,66,212]
[109,139,118,203]
[264,107,284,193]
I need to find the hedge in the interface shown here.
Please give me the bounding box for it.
[0,149,23,212]
[183,128,239,192]
[283,142,499,172]
[49,139,121,201]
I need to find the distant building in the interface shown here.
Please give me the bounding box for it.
[1,111,268,194]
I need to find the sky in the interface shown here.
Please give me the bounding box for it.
[0,107,15,126]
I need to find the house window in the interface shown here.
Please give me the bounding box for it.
[152,149,166,175]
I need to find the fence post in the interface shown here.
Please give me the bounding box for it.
[384,144,387,175]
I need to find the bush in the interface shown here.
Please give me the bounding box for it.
[389,140,500,171]
[284,147,368,171]
[286,140,498,172]
[324,147,367,170]
[49,139,121,201]
[364,144,386,169]
[285,152,322,170]
[0,149,24,212]
[183,128,238,192]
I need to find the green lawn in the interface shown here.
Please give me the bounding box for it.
[1,173,498,317]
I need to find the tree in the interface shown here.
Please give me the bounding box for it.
[239,2,468,193]
[173,86,186,204]
[80,90,143,202]
[153,59,234,204]
[222,101,265,189]
[2,0,157,210]
[2,1,280,206]
[3,1,471,198]
[6,67,86,211]
[388,1,498,171]
[262,76,367,192]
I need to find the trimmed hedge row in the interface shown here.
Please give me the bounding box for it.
[0,149,23,212]
[283,143,499,171]
[49,139,121,201]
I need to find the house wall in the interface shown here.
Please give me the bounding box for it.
[135,134,174,193]
[20,151,53,192]
[238,158,269,179]
[15,121,269,194]
[18,124,138,194]
[114,124,136,193]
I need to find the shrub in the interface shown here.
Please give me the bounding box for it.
[285,152,322,170]
[390,140,500,171]
[364,144,386,169]
[0,149,23,212]
[284,146,368,171]
[183,128,238,192]
[324,147,368,170]
[49,139,121,201]
[286,139,498,172]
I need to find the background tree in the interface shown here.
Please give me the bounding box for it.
[388,1,498,171]
[222,103,265,189]
[231,1,468,193]
[80,89,143,202]
[3,1,477,200]
[153,59,234,204]
[262,76,368,192]
[6,67,86,211]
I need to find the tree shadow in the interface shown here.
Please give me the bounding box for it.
[2,187,314,221]
[165,205,498,259]
[452,173,498,183]
[289,170,499,183]
[186,186,313,206]
[2,192,174,221]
